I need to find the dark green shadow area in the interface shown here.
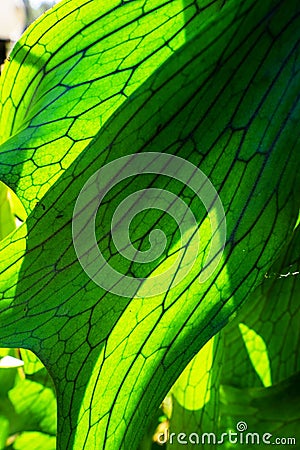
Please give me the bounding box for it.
[0,0,299,449]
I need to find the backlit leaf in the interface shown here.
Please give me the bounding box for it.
[0,0,299,449]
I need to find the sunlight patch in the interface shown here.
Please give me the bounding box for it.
[0,181,27,241]
[171,337,215,410]
[239,323,272,387]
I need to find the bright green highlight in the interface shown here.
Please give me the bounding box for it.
[239,323,272,387]
[0,0,299,449]
[172,337,215,410]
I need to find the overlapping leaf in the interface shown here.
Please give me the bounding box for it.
[216,226,300,448]
[0,0,224,211]
[0,0,299,449]
[165,227,299,449]
[0,184,55,450]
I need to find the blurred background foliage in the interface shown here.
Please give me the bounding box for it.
[0,182,57,449]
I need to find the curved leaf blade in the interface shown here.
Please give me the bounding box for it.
[0,0,223,211]
[0,0,299,449]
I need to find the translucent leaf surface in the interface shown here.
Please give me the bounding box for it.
[218,227,300,447]
[238,323,272,387]
[222,226,300,388]
[0,0,299,449]
[13,432,56,450]
[0,0,224,211]
[20,348,44,375]
[164,228,299,450]
[8,379,57,435]
[0,415,9,449]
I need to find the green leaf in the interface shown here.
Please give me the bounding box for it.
[164,227,299,449]
[219,373,300,449]
[0,182,26,241]
[166,335,223,449]
[13,432,56,450]
[222,226,300,389]
[172,337,216,411]
[0,415,9,449]
[238,323,272,387]
[0,182,16,241]
[8,379,56,435]
[0,351,56,448]
[0,0,299,449]
[19,349,44,375]
[217,227,300,447]
[0,0,223,211]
